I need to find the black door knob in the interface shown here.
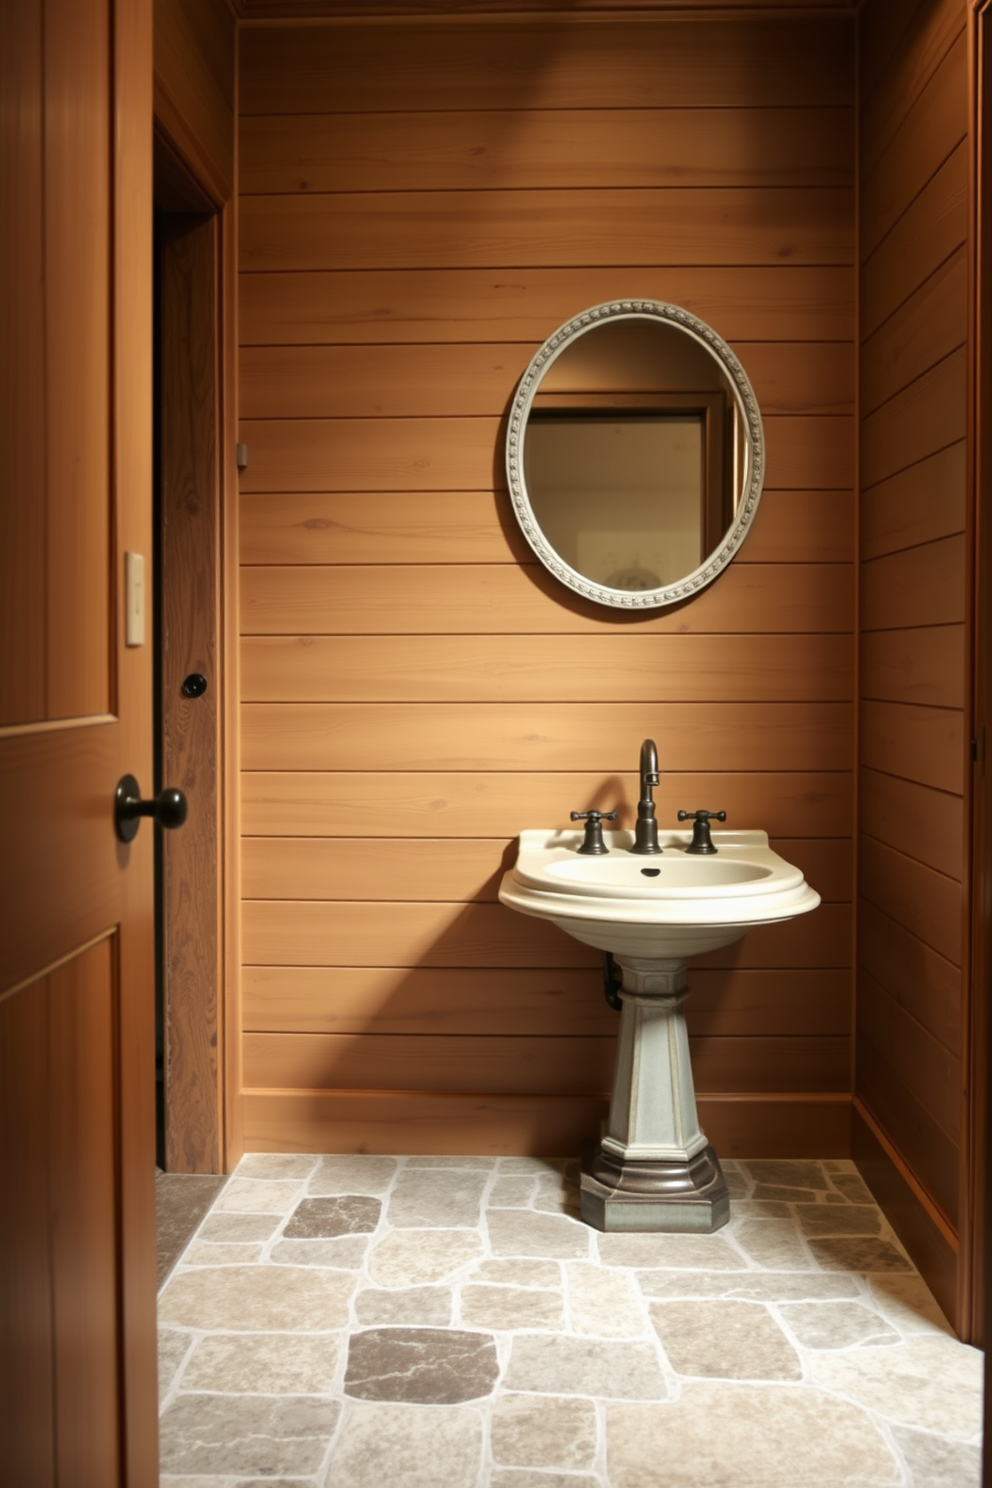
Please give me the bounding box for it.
[115,774,188,843]
[182,673,208,698]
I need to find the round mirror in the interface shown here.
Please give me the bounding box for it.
[505,300,764,609]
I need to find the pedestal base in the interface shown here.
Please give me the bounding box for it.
[579,1139,730,1233]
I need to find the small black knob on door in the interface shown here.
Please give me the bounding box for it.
[182,673,208,698]
[115,774,188,843]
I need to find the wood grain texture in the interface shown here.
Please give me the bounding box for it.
[858,898,961,1057]
[859,836,962,967]
[859,0,964,170]
[860,624,965,710]
[859,767,962,882]
[860,248,966,419]
[860,347,966,491]
[856,1031,960,1227]
[239,0,858,16]
[153,0,235,202]
[860,439,966,560]
[858,968,961,1141]
[860,699,963,796]
[860,535,967,631]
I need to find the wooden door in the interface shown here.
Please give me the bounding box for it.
[0,1,159,1484]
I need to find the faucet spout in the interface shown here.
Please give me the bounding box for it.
[630,738,662,855]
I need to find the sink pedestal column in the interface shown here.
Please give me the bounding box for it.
[579,954,729,1233]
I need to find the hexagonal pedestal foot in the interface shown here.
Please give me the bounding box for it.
[579,1139,730,1233]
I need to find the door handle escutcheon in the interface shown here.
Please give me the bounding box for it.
[115,774,188,843]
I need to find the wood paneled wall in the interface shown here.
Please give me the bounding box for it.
[237,13,856,1155]
[855,0,969,1324]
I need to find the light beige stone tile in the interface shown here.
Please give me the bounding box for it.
[637,1270,861,1303]
[367,1228,484,1287]
[180,1242,264,1267]
[460,1284,564,1332]
[199,1212,281,1243]
[354,1286,452,1327]
[606,1386,902,1487]
[566,1261,646,1338]
[723,1168,750,1199]
[216,1178,305,1215]
[489,1474,599,1488]
[487,1176,538,1207]
[234,1154,318,1181]
[778,1300,900,1350]
[159,1265,355,1332]
[405,1154,497,1168]
[742,1159,831,1190]
[532,1172,581,1217]
[807,1235,912,1272]
[752,1184,821,1203]
[158,1328,193,1403]
[181,1333,341,1394]
[732,1199,791,1219]
[471,1258,561,1288]
[811,1337,983,1438]
[828,1170,873,1204]
[271,1236,369,1269]
[732,1218,811,1271]
[891,1425,982,1487]
[498,1157,566,1174]
[386,1169,488,1228]
[159,1394,339,1476]
[504,1335,670,1400]
[864,1274,954,1335]
[650,1299,801,1380]
[794,1202,882,1237]
[598,1232,746,1271]
[326,1401,483,1486]
[308,1155,398,1195]
[491,1392,597,1471]
[487,1209,590,1260]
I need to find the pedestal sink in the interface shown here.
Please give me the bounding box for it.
[499,827,820,1233]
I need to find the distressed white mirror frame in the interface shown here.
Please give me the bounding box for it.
[505,299,765,610]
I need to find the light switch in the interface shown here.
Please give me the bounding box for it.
[125,551,145,646]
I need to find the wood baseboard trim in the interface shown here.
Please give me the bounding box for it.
[243,1089,852,1159]
[852,1100,961,1334]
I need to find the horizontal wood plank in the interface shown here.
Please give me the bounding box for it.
[242,1089,852,1160]
[239,770,854,840]
[860,0,963,164]
[858,835,962,966]
[239,19,855,115]
[240,107,855,196]
[242,964,852,1039]
[857,898,961,1057]
[859,624,964,710]
[860,699,964,795]
[855,1033,959,1227]
[242,898,851,970]
[240,633,854,705]
[240,188,854,274]
[860,535,967,631]
[240,562,854,636]
[858,767,962,882]
[860,347,966,491]
[859,247,965,417]
[239,266,856,347]
[857,970,961,1140]
[241,701,854,774]
[860,441,966,561]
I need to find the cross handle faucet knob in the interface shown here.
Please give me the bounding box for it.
[677,809,727,855]
[570,809,617,855]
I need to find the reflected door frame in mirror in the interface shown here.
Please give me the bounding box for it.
[505,300,765,610]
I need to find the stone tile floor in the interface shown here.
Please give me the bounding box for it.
[157,1154,983,1487]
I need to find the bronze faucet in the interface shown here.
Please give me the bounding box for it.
[630,738,662,855]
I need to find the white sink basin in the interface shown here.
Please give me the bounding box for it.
[500,828,820,958]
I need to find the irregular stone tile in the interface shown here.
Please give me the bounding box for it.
[345,1328,498,1404]
[823,1191,850,1204]
[812,1337,983,1438]
[732,1218,811,1271]
[271,1236,369,1269]
[386,1169,488,1228]
[606,1387,901,1487]
[865,1273,954,1335]
[368,1229,484,1287]
[156,1173,228,1286]
[732,1199,790,1219]
[234,1153,318,1181]
[199,1212,281,1243]
[354,1286,452,1327]
[491,1392,597,1471]
[723,1169,749,1199]
[159,1394,339,1476]
[807,1235,912,1272]
[490,1474,599,1488]
[487,1176,537,1207]
[743,1160,830,1191]
[216,1178,305,1215]
[566,1261,646,1338]
[236,1481,314,1488]
[498,1157,566,1174]
[598,1232,745,1271]
[504,1335,669,1400]
[487,1209,590,1260]
[404,1154,497,1168]
[327,1401,483,1487]
[471,1258,561,1288]
[794,1202,881,1237]
[778,1300,900,1350]
[283,1195,381,1239]
[532,1173,581,1217]
[891,1425,982,1487]
[181,1333,340,1394]
[308,1155,398,1195]
[637,1270,861,1303]
[159,1265,354,1331]
[180,1241,264,1267]
[460,1284,564,1331]
[828,1170,873,1204]
[158,1328,193,1403]
[650,1300,801,1380]
[752,1184,820,1203]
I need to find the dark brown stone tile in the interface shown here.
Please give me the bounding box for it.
[344,1327,499,1404]
[795,1203,881,1238]
[156,1172,227,1287]
[807,1236,912,1273]
[284,1195,381,1239]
